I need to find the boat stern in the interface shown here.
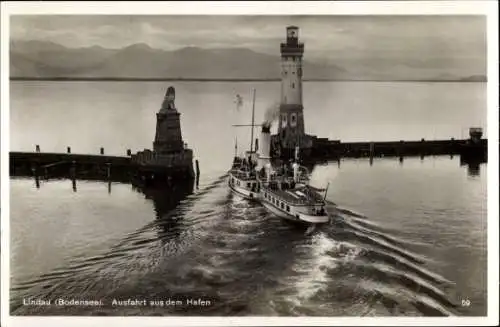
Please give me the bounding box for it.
[298,212,330,224]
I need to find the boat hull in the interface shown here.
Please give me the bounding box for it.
[228,178,259,200]
[261,199,329,224]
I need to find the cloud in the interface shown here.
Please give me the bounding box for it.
[9,14,486,74]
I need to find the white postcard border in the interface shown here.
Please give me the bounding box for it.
[1,1,498,326]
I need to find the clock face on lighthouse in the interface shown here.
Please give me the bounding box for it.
[287,28,297,38]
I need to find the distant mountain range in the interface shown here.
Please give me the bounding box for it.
[9,40,487,82]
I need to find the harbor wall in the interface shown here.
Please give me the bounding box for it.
[271,136,487,161]
[9,151,196,185]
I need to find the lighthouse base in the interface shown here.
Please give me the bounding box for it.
[270,134,313,161]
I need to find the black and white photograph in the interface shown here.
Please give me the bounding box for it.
[1,1,498,326]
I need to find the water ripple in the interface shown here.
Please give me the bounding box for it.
[11,174,459,317]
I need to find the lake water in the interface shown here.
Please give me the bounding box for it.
[9,81,487,316]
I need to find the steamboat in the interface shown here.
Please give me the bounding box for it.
[228,152,260,200]
[229,118,330,224]
[228,89,260,200]
[255,124,330,224]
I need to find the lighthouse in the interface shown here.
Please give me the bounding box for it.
[276,26,311,158]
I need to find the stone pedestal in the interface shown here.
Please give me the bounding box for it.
[153,86,184,153]
[153,111,184,153]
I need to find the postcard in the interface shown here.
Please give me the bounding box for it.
[1,1,498,327]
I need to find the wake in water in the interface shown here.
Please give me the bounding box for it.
[11,174,460,317]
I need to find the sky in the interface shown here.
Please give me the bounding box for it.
[10,15,487,75]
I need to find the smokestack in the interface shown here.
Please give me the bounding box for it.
[265,163,272,182]
[292,162,299,183]
[258,123,271,169]
[263,102,280,127]
[262,123,271,133]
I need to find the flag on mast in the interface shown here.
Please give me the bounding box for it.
[235,94,243,111]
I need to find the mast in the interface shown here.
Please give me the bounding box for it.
[250,88,256,153]
[235,136,238,157]
[323,182,330,201]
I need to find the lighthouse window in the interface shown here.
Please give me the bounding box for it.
[292,83,295,88]
[286,205,290,212]
[290,114,297,127]
[281,202,284,209]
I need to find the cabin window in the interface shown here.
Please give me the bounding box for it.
[292,83,295,89]
[281,203,284,209]
[247,182,251,188]
[286,205,290,212]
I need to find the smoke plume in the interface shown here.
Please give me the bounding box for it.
[262,102,280,127]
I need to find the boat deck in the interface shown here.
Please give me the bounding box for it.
[229,169,257,181]
[263,184,324,205]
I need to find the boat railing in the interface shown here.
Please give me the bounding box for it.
[230,166,256,178]
[260,182,325,205]
[256,171,309,185]
[298,165,310,176]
